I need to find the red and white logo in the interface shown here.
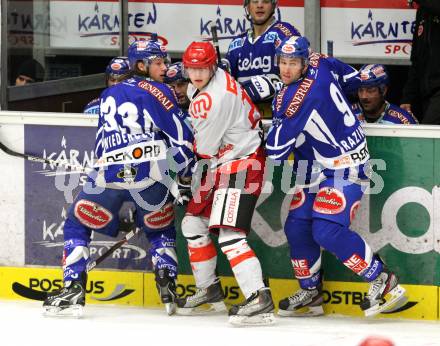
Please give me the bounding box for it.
[281,44,295,54]
[289,189,305,210]
[223,190,241,226]
[74,200,113,229]
[144,203,175,229]
[110,62,122,71]
[313,187,346,215]
[292,259,311,278]
[343,253,368,274]
[350,200,361,223]
[190,92,212,119]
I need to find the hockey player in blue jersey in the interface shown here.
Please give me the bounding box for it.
[265,36,407,317]
[225,0,301,117]
[83,56,132,114]
[43,39,194,317]
[352,64,418,125]
[164,62,190,111]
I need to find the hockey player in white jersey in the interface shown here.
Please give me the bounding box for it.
[177,41,274,326]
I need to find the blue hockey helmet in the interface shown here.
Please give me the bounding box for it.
[128,39,169,70]
[164,62,188,84]
[359,64,389,89]
[105,56,130,76]
[276,36,311,63]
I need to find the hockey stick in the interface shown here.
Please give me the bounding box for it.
[0,141,184,204]
[12,227,141,301]
[0,141,90,174]
[327,40,334,57]
[210,24,222,66]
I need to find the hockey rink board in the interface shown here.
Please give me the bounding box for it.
[0,266,438,321]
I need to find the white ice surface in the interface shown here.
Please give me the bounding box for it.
[1,300,439,346]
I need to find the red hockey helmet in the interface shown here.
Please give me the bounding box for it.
[182,42,217,69]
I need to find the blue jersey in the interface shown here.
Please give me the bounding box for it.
[352,101,419,125]
[266,53,369,183]
[83,98,100,115]
[95,77,194,185]
[225,20,301,84]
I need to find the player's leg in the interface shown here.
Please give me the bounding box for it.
[136,182,179,315]
[146,226,178,315]
[218,227,275,326]
[215,155,275,325]
[278,188,324,317]
[278,218,324,316]
[175,170,226,314]
[176,214,226,314]
[43,188,124,316]
[311,179,406,316]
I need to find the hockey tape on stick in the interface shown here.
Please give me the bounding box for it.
[0,141,184,204]
[11,228,142,301]
[210,24,222,65]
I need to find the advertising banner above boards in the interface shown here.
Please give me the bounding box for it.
[8,0,416,61]
[48,0,304,53]
[321,0,416,59]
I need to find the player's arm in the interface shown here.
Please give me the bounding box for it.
[265,116,302,161]
[282,22,301,38]
[327,57,360,95]
[94,118,104,159]
[146,102,195,177]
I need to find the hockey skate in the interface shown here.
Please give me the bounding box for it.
[176,279,226,315]
[361,269,407,317]
[278,284,324,317]
[228,287,275,326]
[42,276,86,318]
[155,269,177,316]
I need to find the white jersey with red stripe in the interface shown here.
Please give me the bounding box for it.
[187,68,263,170]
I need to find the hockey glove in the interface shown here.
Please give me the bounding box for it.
[242,75,276,103]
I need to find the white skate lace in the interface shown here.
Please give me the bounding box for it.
[186,287,208,303]
[288,289,314,305]
[366,274,386,299]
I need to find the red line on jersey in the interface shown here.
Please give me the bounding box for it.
[321,0,412,9]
